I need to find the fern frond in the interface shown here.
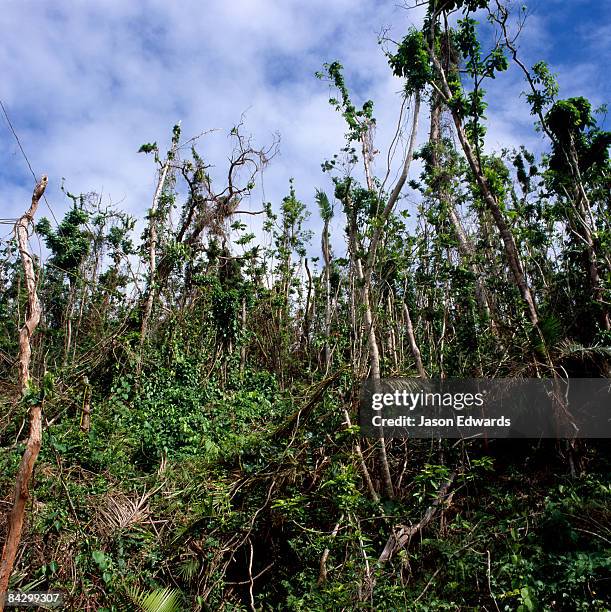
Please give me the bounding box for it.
[556,340,611,361]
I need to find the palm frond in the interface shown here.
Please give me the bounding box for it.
[125,585,182,612]
[178,558,200,582]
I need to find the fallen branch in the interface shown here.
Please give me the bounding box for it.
[271,368,345,439]
[379,471,456,563]
[359,470,457,602]
[317,514,343,585]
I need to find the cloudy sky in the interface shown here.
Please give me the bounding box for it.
[0,0,609,257]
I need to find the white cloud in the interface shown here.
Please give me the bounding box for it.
[0,0,606,262]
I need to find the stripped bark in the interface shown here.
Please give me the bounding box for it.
[140,145,176,345]
[14,178,47,389]
[403,300,427,378]
[378,471,456,563]
[386,294,399,372]
[570,155,610,332]
[342,408,379,503]
[302,257,313,351]
[0,176,48,606]
[353,92,421,500]
[240,297,247,376]
[352,248,393,499]
[317,515,343,585]
[322,215,332,373]
[80,379,92,433]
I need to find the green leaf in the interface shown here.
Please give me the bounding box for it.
[92,550,108,570]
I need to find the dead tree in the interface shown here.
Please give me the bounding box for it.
[155,125,276,291]
[140,125,181,346]
[0,176,48,606]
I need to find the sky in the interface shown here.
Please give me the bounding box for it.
[0,0,609,261]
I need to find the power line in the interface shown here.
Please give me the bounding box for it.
[0,97,60,226]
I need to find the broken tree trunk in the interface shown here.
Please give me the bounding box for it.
[0,176,48,607]
[378,471,456,563]
[140,153,174,345]
[80,378,92,433]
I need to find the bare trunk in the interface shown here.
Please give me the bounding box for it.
[355,93,421,499]
[342,408,378,503]
[302,258,313,352]
[570,157,610,332]
[317,516,343,585]
[386,294,399,372]
[366,92,421,280]
[140,127,181,349]
[240,297,247,376]
[80,381,92,433]
[322,218,332,373]
[429,98,495,326]
[0,176,48,607]
[140,157,173,345]
[355,258,382,380]
[359,471,456,602]
[354,255,394,499]
[494,7,608,331]
[378,471,456,563]
[403,300,427,378]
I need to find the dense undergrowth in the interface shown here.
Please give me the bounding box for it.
[1,346,610,609]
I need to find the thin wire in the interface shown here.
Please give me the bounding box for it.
[0,97,59,226]
[0,98,37,179]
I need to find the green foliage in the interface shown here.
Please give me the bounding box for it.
[315,189,333,222]
[138,142,158,154]
[316,61,375,143]
[547,96,595,141]
[22,372,55,405]
[525,61,559,117]
[546,96,611,187]
[36,204,90,282]
[413,463,451,502]
[388,28,433,93]
[448,18,508,147]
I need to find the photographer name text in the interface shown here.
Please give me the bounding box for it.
[370,390,511,428]
[371,414,511,427]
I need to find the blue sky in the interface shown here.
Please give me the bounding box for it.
[0,0,608,257]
